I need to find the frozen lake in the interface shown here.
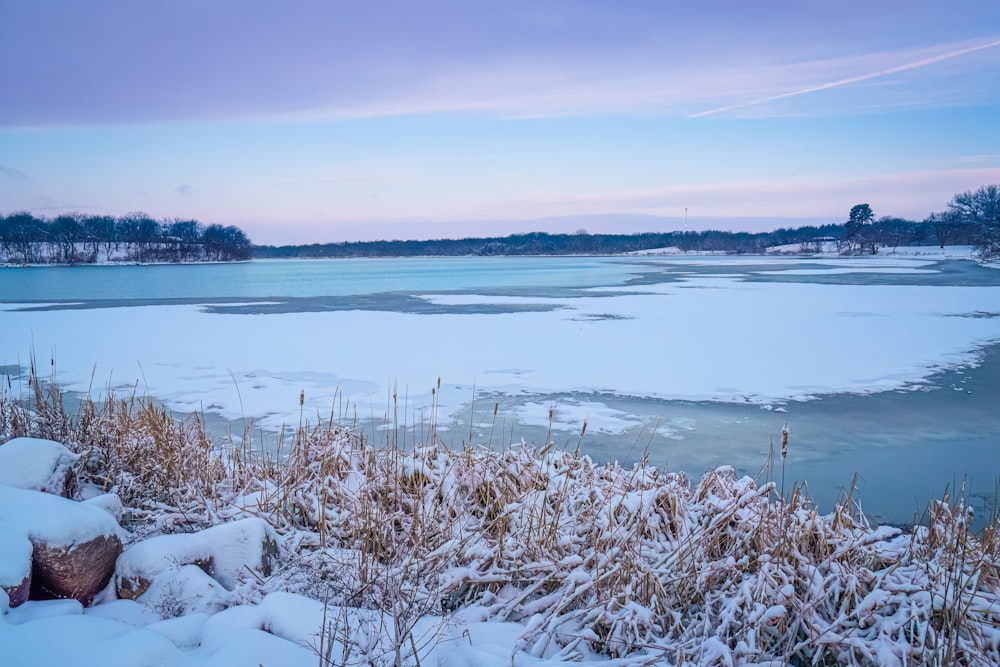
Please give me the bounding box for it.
[2,252,999,525]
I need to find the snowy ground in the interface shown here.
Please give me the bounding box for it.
[2,591,596,667]
[765,242,981,259]
[3,431,998,667]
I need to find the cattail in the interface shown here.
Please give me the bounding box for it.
[299,389,305,406]
[781,422,789,460]
[493,402,499,417]
[580,420,588,437]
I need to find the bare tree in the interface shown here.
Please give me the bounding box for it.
[948,184,1000,257]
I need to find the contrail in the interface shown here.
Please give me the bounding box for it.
[692,38,1000,118]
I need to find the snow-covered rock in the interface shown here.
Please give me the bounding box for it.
[81,492,125,521]
[116,518,280,600]
[0,437,79,497]
[0,485,123,606]
[140,564,230,617]
[0,534,33,607]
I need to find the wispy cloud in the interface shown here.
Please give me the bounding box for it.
[174,184,195,196]
[4,2,998,126]
[693,38,1000,118]
[0,165,31,183]
[948,154,1000,166]
[275,175,387,187]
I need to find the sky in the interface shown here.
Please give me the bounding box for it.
[1,1,999,245]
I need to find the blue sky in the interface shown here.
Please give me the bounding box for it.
[1,1,999,244]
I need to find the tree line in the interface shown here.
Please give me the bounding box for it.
[250,218,963,259]
[843,184,1000,256]
[252,226,839,258]
[0,212,253,264]
[254,183,1000,259]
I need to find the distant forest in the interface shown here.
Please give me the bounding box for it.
[0,212,252,264]
[252,217,969,259]
[256,184,1000,258]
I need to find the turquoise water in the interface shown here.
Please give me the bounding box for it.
[0,257,642,302]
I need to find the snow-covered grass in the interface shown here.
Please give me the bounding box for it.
[3,374,1000,666]
[765,243,981,260]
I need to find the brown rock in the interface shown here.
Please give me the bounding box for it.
[115,573,151,601]
[3,570,31,608]
[0,530,35,609]
[116,558,210,601]
[30,534,123,605]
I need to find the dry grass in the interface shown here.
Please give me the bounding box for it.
[2,367,999,666]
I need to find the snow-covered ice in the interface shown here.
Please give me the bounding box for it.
[3,254,1000,441]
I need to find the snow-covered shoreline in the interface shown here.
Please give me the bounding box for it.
[2,396,998,667]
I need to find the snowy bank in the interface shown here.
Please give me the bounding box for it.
[2,407,999,666]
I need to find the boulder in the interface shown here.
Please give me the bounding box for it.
[140,564,230,617]
[0,534,33,607]
[0,485,123,607]
[0,437,79,497]
[31,534,123,604]
[116,518,280,601]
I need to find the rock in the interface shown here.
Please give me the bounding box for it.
[31,534,123,604]
[0,485,124,607]
[0,534,33,607]
[116,518,280,600]
[140,564,230,617]
[82,492,125,521]
[0,437,79,497]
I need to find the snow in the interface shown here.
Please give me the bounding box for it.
[0,438,78,493]
[3,255,1000,440]
[115,518,278,591]
[1,601,318,667]
[624,246,684,255]
[0,485,123,547]
[765,243,979,259]
[0,572,653,666]
[0,534,32,591]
